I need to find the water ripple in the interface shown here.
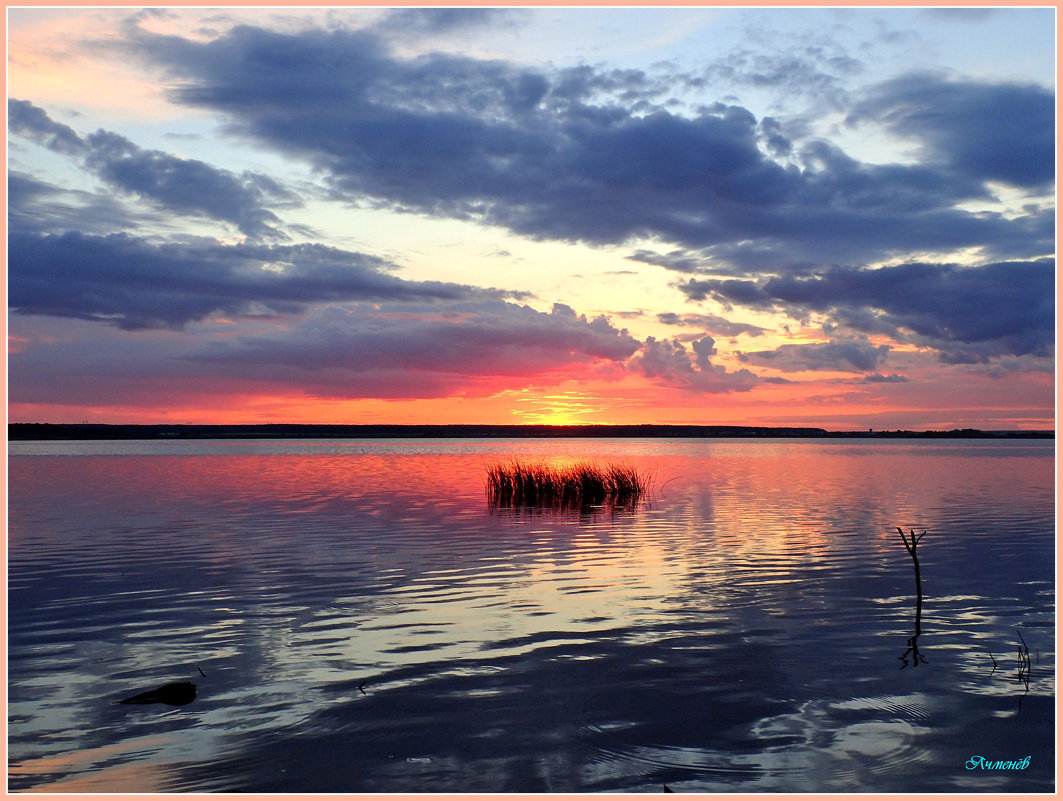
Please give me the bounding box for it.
[7,439,1054,793]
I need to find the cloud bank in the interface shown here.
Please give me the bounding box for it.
[6,11,1054,420]
[114,24,1052,274]
[679,259,1054,364]
[8,231,518,330]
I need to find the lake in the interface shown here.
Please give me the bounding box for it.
[7,438,1055,793]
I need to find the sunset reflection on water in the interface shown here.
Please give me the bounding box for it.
[8,438,1054,792]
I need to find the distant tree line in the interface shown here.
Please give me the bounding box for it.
[7,423,1053,441]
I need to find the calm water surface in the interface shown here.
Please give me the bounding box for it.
[7,438,1055,792]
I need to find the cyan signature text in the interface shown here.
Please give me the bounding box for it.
[966,755,1031,770]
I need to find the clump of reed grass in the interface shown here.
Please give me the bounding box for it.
[485,459,650,509]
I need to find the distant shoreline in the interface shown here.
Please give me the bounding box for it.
[7,423,1054,441]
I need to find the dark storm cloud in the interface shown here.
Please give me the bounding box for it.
[9,99,294,240]
[702,46,862,108]
[656,311,768,338]
[679,259,1054,363]
[83,129,292,239]
[862,373,908,383]
[758,117,793,159]
[180,301,642,398]
[628,249,706,274]
[921,8,995,21]
[8,99,87,156]
[8,170,167,235]
[121,24,1052,271]
[8,231,515,330]
[549,64,678,109]
[9,301,641,406]
[179,300,759,399]
[737,339,890,373]
[8,172,61,206]
[847,72,1055,190]
[371,7,521,37]
[633,336,758,393]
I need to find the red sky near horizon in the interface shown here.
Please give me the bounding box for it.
[6,7,1056,430]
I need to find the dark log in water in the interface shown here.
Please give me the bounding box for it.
[118,681,197,706]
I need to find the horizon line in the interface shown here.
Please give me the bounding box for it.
[8,422,1054,441]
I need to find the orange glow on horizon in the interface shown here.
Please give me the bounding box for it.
[8,367,1055,433]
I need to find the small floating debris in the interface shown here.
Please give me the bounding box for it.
[118,680,197,706]
[406,757,432,764]
[485,459,651,509]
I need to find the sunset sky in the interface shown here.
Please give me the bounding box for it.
[7,6,1055,429]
